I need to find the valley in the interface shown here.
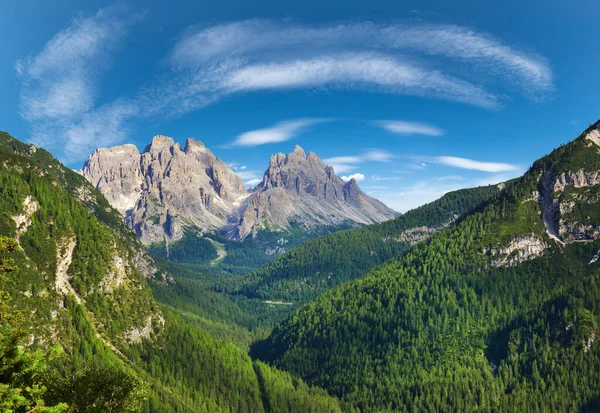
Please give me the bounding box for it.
[1,4,598,411]
[4,121,600,411]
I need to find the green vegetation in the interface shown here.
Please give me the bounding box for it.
[203,221,357,274]
[149,230,218,264]
[0,131,346,412]
[230,184,501,306]
[258,126,600,412]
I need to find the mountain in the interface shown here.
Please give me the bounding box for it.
[81,137,398,246]
[0,131,349,412]
[227,183,501,306]
[81,135,248,245]
[258,121,600,411]
[236,144,398,238]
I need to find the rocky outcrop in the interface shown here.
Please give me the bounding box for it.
[12,195,38,241]
[83,139,399,243]
[55,237,81,303]
[538,168,600,243]
[553,169,600,193]
[234,145,399,238]
[82,136,247,244]
[490,235,548,267]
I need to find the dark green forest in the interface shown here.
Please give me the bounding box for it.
[3,120,600,412]
[228,184,501,305]
[0,131,344,412]
[259,124,600,412]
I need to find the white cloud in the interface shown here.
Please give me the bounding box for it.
[363,150,394,162]
[372,175,402,181]
[229,118,326,147]
[324,149,393,175]
[170,20,552,97]
[235,170,262,181]
[435,175,466,182]
[16,4,143,162]
[17,16,553,164]
[323,156,362,164]
[340,173,365,182]
[245,178,262,187]
[222,54,499,108]
[376,120,444,136]
[435,156,519,172]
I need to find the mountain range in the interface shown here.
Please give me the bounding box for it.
[257,120,600,411]
[81,136,398,245]
[2,119,600,412]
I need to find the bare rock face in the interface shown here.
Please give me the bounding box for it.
[234,145,399,238]
[534,122,600,246]
[82,135,247,244]
[83,139,399,243]
[490,235,548,267]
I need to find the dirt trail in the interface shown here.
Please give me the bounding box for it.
[208,238,227,266]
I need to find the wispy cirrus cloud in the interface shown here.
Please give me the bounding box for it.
[139,19,554,121]
[323,150,393,174]
[435,156,519,172]
[16,4,143,161]
[228,118,327,147]
[171,20,552,98]
[17,14,553,164]
[372,175,402,181]
[375,120,444,136]
[244,178,262,187]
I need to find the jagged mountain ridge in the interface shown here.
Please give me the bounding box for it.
[82,136,399,244]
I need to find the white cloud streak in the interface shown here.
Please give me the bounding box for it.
[435,156,520,172]
[229,118,326,147]
[340,173,365,182]
[376,120,444,136]
[17,16,553,164]
[323,149,393,174]
[171,20,552,96]
[372,175,402,181]
[244,178,262,187]
[16,4,143,163]
[222,54,499,108]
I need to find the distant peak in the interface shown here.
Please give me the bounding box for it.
[152,135,174,145]
[95,143,139,156]
[143,135,175,153]
[291,145,306,158]
[184,138,207,153]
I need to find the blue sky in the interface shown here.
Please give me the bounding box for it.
[1,0,599,212]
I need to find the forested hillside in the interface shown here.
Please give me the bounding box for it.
[0,131,345,412]
[147,185,502,340]
[233,184,501,305]
[260,122,600,411]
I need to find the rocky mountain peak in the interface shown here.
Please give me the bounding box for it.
[235,145,399,238]
[290,144,306,159]
[144,135,176,152]
[82,136,247,244]
[83,139,398,243]
[184,137,208,153]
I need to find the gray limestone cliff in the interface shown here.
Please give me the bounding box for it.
[235,145,399,238]
[82,138,399,243]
